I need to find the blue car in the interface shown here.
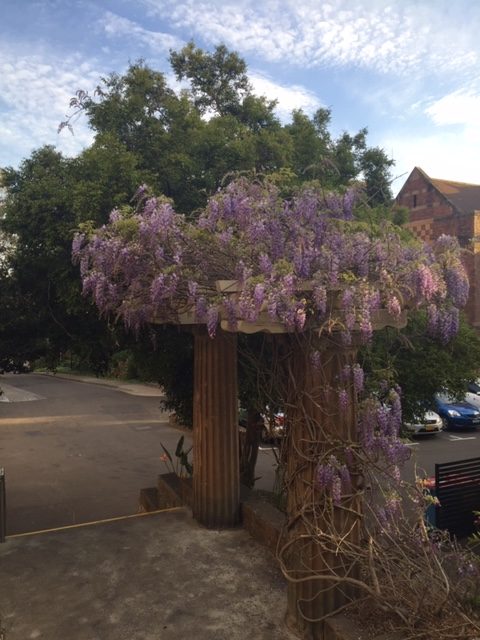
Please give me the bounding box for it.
[434,392,480,430]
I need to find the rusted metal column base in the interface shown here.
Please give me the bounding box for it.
[283,333,360,639]
[192,328,240,528]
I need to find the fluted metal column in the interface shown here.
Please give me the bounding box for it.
[192,327,240,528]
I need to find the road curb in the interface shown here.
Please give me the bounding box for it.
[38,372,165,397]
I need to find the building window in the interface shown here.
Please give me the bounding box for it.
[413,194,417,208]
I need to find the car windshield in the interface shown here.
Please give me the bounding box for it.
[436,392,464,404]
[468,381,480,394]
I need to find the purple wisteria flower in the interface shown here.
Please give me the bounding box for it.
[310,350,322,369]
[428,305,460,344]
[387,295,401,319]
[74,178,468,349]
[258,253,272,276]
[109,208,122,223]
[253,283,265,309]
[338,388,349,412]
[313,285,327,315]
[150,274,166,308]
[331,477,342,506]
[445,266,469,307]
[416,264,437,302]
[72,233,85,259]
[352,364,364,394]
[195,296,208,321]
[222,297,238,330]
[339,465,351,491]
[187,281,198,304]
[315,455,352,506]
[206,306,219,338]
[133,184,148,201]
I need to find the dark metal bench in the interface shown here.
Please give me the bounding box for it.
[435,457,480,538]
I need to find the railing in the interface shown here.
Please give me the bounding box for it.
[435,457,480,538]
[0,468,5,543]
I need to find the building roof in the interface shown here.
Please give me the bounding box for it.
[414,167,480,216]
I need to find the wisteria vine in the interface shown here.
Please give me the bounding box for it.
[73,178,468,344]
[73,178,477,635]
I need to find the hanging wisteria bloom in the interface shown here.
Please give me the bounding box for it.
[73,177,471,552]
[72,178,468,344]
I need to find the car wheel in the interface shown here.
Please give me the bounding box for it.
[441,418,449,431]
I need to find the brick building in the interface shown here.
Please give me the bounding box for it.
[395,167,480,327]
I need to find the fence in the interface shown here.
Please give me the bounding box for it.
[435,457,480,538]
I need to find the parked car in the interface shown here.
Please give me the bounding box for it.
[404,410,443,436]
[465,380,480,409]
[0,359,30,374]
[261,410,286,442]
[238,406,285,443]
[468,380,480,394]
[434,392,480,430]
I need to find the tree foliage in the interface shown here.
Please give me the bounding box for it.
[169,42,252,117]
[0,41,418,396]
[363,311,480,421]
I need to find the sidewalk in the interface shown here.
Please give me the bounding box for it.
[40,371,165,398]
[0,507,296,640]
[0,382,44,403]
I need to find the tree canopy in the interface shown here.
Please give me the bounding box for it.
[362,310,480,422]
[2,41,472,419]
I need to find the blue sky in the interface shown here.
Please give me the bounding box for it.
[2,0,480,194]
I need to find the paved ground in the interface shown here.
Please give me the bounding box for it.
[2,372,479,537]
[0,508,296,640]
[2,372,480,640]
[0,373,183,534]
[0,373,279,535]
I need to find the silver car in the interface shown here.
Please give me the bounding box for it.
[404,410,443,436]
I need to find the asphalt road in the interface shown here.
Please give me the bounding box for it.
[1,373,480,535]
[404,427,480,484]
[0,373,184,534]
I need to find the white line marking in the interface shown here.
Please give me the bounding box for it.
[448,435,476,441]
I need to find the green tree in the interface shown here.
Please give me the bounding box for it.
[0,42,398,411]
[362,311,480,422]
[1,147,76,359]
[70,133,146,226]
[284,108,394,200]
[0,143,141,372]
[169,42,252,117]
[359,146,394,206]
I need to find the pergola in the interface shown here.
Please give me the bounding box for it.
[74,177,465,638]
[176,281,407,639]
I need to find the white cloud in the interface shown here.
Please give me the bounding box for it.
[0,36,321,169]
[142,0,480,77]
[101,11,183,53]
[397,87,480,193]
[0,46,98,168]
[425,90,480,128]
[249,73,321,120]
[99,10,323,120]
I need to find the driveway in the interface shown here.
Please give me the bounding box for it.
[2,372,479,535]
[0,373,183,534]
